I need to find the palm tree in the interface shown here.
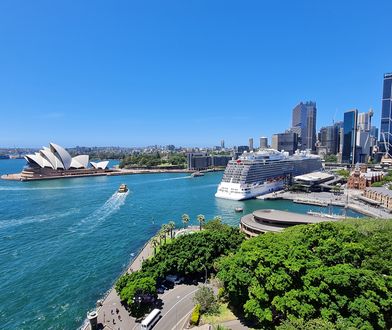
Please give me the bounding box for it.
[213,216,222,223]
[151,236,159,255]
[161,224,169,244]
[158,228,166,245]
[197,214,205,231]
[167,221,176,239]
[182,213,190,228]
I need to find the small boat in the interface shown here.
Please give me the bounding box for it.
[118,184,128,193]
[191,171,205,177]
[235,207,244,212]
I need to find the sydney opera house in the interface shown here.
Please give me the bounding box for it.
[20,142,112,181]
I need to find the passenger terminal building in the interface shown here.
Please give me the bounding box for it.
[240,209,332,238]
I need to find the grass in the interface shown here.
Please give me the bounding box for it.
[200,303,237,325]
[152,236,174,256]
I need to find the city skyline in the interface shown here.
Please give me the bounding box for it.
[0,1,391,148]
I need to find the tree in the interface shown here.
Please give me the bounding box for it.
[193,286,219,314]
[182,213,190,228]
[151,237,159,256]
[116,223,245,317]
[217,220,392,329]
[167,221,176,239]
[324,154,337,163]
[336,169,350,180]
[158,228,167,245]
[204,216,224,231]
[197,214,205,231]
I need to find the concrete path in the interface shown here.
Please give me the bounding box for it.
[83,227,200,330]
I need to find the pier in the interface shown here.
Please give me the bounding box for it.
[258,190,392,218]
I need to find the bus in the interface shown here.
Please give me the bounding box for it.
[141,308,161,330]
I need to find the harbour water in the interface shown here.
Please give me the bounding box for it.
[0,159,362,329]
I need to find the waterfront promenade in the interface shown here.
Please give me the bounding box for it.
[83,227,200,330]
[259,190,392,218]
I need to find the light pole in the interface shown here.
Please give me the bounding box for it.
[202,264,207,284]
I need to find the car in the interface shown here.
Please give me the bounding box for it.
[165,274,178,283]
[157,284,167,294]
[174,276,184,284]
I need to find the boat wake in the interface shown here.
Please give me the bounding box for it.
[69,191,129,234]
[0,209,79,230]
[0,185,105,191]
[133,176,191,185]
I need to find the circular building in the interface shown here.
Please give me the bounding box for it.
[240,209,333,238]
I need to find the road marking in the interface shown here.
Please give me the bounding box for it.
[157,288,198,324]
[132,287,196,330]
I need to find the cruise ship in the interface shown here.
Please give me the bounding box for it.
[215,149,322,200]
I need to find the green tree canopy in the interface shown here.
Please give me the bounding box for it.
[217,219,392,329]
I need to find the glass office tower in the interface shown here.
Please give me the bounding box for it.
[380,73,392,157]
[292,101,317,151]
[342,109,358,164]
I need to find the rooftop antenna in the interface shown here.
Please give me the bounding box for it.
[333,108,338,125]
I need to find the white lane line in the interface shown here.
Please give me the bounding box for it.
[158,288,198,323]
[132,287,197,330]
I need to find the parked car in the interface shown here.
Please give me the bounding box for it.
[157,284,167,294]
[165,274,178,283]
[174,277,184,284]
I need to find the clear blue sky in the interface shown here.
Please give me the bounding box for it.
[0,0,391,148]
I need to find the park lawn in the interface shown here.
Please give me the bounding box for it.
[153,236,174,256]
[200,303,237,325]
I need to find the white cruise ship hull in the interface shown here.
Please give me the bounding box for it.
[215,180,285,201]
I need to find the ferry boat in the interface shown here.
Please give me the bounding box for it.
[215,149,322,200]
[191,171,205,177]
[118,184,128,193]
[235,207,244,212]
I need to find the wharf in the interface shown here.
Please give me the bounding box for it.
[107,168,190,176]
[259,190,391,219]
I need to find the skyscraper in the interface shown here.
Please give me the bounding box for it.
[319,123,340,155]
[380,73,392,157]
[259,137,268,149]
[248,138,254,151]
[291,101,317,151]
[342,109,358,164]
[271,132,298,155]
[221,139,225,149]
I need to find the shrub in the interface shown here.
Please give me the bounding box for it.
[190,304,201,326]
[217,287,225,301]
[193,286,219,315]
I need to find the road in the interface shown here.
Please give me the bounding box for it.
[132,283,199,330]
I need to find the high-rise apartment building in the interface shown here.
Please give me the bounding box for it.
[380,73,392,157]
[259,137,268,149]
[342,109,358,164]
[292,101,317,151]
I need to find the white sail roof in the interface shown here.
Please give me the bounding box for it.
[50,143,72,170]
[90,161,109,169]
[25,142,93,171]
[70,155,90,169]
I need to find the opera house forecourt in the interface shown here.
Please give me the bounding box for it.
[1,142,113,181]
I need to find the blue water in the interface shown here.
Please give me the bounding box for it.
[0,159,362,329]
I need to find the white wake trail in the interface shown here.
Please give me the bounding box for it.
[69,191,129,234]
[0,209,79,230]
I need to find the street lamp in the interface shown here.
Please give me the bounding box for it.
[202,264,208,284]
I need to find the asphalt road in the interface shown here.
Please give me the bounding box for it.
[132,283,199,330]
